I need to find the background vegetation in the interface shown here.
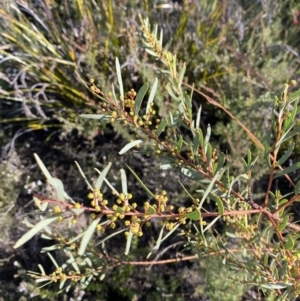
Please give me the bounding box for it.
[1,0,300,300]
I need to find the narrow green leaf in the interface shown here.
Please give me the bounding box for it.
[183,208,200,220]
[204,124,211,153]
[278,215,289,231]
[47,252,59,269]
[14,216,58,249]
[95,162,112,190]
[59,279,66,290]
[193,131,200,154]
[115,58,124,99]
[70,208,85,216]
[156,119,167,137]
[111,84,118,105]
[145,48,159,57]
[203,216,221,233]
[199,129,204,147]
[34,153,52,180]
[119,139,143,155]
[278,198,288,206]
[176,134,183,150]
[94,168,118,194]
[261,283,291,290]
[48,178,64,201]
[134,83,149,116]
[166,84,180,101]
[124,230,133,255]
[247,149,252,166]
[276,144,294,166]
[160,164,173,170]
[146,78,158,115]
[212,194,224,215]
[41,245,59,252]
[66,232,86,245]
[155,222,165,249]
[78,216,101,256]
[180,167,205,181]
[120,169,127,196]
[127,166,156,199]
[75,161,93,191]
[41,234,52,241]
[226,232,236,238]
[295,179,300,195]
[196,106,202,129]
[283,98,299,131]
[79,114,110,120]
[36,278,52,284]
[281,125,300,144]
[284,235,294,250]
[199,169,223,210]
[159,28,163,46]
[62,251,80,273]
[38,264,46,275]
[96,228,127,246]
[206,143,212,165]
[160,222,180,243]
[274,162,300,179]
[289,88,300,102]
[214,152,225,174]
[152,23,158,36]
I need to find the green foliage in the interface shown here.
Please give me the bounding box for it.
[2,1,300,300]
[11,16,300,300]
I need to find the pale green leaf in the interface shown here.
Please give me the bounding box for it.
[196,106,202,129]
[124,230,133,255]
[160,222,180,243]
[70,208,85,216]
[96,228,127,246]
[203,216,221,233]
[134,83,149,116]
[115,57,124,99]
[119,139,143,155]
[180,167,205,181]
[120,169,127,196]
[198,169,223,210]
[48,177,65,201]
[14,216,58,249]
[183,209,201,220]
[34,153,52,180]
[38,264,46,275]
[204,124,211,153]
[146,77,158,114]
[47,252,59,269]
[284,235,294,250]
[127,165,156,199]
[276,144,294,166]
[75,161,93,190]
[95,162,112,190]
[274,162,300,179]
[156,119,167,137]
[278,215,289,231]
[41,245,59,252]
[78,216,101,256]
[79,114,110,120]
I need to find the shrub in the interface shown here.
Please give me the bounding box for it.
[12,17,300,300]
